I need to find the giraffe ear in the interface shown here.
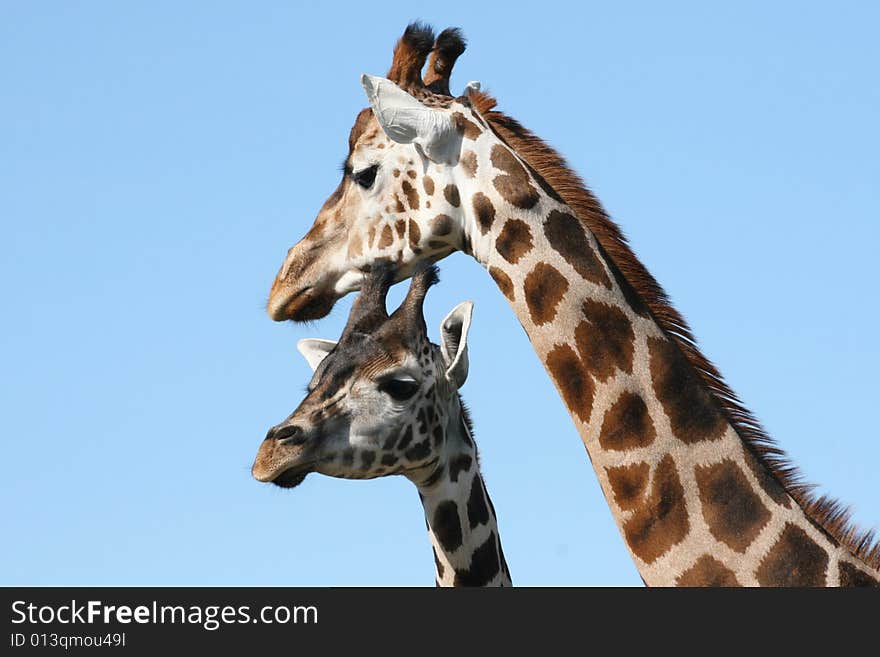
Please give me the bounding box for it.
[361,74,459,163]
[297,338,337,372]
[439,301,473,389]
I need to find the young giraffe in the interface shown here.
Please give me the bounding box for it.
[253,265,511,587]
[265,24,879,586]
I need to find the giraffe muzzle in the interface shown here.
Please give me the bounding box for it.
[267,282,339,322]
[252,424,316,488]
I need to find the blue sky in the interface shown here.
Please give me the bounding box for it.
[2,2,878,586]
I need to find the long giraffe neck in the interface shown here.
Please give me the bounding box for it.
[414,409,511,587]
[450,101,879,586]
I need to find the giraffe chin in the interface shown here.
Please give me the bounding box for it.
[269,466,312,489]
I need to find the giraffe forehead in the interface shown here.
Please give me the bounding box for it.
[325,331,437,383]
[310,338,401,395]
[347,107,375,152]
[350,143,395,174]
[345,110,395,172]
[352,130,392,160]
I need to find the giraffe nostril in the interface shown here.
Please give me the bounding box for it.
[271,424,306,445]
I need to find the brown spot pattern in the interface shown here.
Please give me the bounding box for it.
[676,555,740,587]
[401,180,419,210]
[543,210,611,288]
[495,219,533,264]
[623,455,689,564]
[575,299,635,381]
[599,392,656,451]
[394,195,405,213]
[743,450,792,509]
[523,262,568,325]
[443,184,460,207]
[459,151,477,178]
[489,267,515,302]
[526,162,564,203]
[601,245,650,317]
[453,112,481,140]
[491,145,539,209]
[695,460,771,553]
[408,220,421,249]
[838,561,879,587]
[546,344,594,423]
[423,176,435,195]
[430,214,453,236]
[755,523,829,586]
[648,337,727,444]
[433,547,444,579]
[378,225,394,249]
[606,462,650,511]
[472,192,495,235]
[395,219,406,238]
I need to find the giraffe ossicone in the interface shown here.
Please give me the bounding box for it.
[264,23,879,586]
[253,265,511,587]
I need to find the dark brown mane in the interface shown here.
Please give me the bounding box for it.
[469,90,880,570]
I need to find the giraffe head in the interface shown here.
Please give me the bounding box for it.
[253,264,474,488]
[267,23,491,321]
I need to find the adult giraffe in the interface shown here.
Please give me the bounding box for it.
[265,24,879,586]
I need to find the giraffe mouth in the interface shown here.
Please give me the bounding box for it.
[252,439,316,489]
[264,462,314,489]
[267,285,338,323]
[271,465,312,489]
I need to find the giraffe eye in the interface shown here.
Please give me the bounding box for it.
[378,378,420,401]
[352,164,379,189]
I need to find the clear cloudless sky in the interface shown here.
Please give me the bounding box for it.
[2,2,878,586]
